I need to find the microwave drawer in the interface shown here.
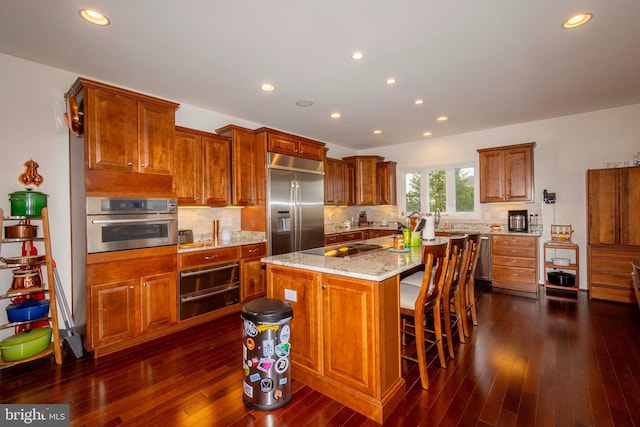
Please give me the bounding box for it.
[179,246,240,270]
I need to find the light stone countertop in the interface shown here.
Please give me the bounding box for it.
[260,236,451,282]
[178,231,267,253]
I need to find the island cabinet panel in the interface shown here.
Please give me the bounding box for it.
[266,265,322,373]
[322,275,375,395]
[266,264,404,424]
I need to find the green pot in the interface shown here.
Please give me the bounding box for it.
[0,327,52,361]
[8,189,48,216]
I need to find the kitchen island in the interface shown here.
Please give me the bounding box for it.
[261,236,449,423]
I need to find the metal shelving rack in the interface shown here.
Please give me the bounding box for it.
[0,207,62,365]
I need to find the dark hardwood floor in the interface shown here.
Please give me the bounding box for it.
[2,285,640,426]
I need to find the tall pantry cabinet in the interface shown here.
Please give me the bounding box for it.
[587,166,640,303]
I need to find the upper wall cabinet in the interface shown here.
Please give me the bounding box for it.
[342,156,384,206]
[325,157,346,206]
[216,125,264,206]
[174,127,231,207]
[477,142,536,203]
[65,78,179,196]
[377,161,397,206]
[260,128,325,161]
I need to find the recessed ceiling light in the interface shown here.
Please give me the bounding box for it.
[373,130,382,134]
[562,13,593,29]
[436,116,448,121]
[351,51,365,60]
[79,9,110,26]
[415,99,424,105]
[423,132,433,136]
[330,112,341,119]
[296,100,313,107]
[260,83,276,92]
[386,78,397,85]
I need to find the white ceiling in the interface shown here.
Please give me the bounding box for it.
[1,1,639,150]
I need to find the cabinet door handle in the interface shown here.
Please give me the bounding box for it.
[140,163,146,167]
[322,285,327,290]
[143,283,147,287]
[129,286,135,289]
[127,162,133,167]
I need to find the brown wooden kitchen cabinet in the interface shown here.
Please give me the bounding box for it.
[325,157,346,206]
[491,234,539,293]
[174,126,231,206]
[342,156,384,205]
[477,142,535,203]
[587,167,640,303]
[344,162,356,206]
[266,264,403,424]
[216,125,261,206]
[377,161,397,205]
[262,128,325,161]
[87,252,177,353]
[240,243,267,301]
[65,78,179,196]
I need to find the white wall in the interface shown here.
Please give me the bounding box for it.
[1,50,638,337]
[360,104,640,289]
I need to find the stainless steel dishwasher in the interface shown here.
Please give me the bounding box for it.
[475,235,492,284]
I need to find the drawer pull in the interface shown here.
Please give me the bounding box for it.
[248,248,260,253]
[204,255,217,260]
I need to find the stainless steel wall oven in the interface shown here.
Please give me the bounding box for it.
[86,197,178,253]
[179,262,240,320]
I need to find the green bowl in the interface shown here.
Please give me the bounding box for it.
[0,327,52,361]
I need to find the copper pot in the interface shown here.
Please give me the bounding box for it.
[11,269,42,290]
[4,223,38,239]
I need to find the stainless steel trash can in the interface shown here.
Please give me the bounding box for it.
[241,298,293,409]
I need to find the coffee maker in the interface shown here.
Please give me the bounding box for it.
[508,210,528,232]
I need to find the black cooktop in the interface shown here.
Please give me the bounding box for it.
[302,242,389,258]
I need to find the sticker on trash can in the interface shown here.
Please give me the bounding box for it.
[257,323,280,333]
[257,358,274,372]
[243,382,253,398]
[274,389,283,400]
[262,339,275,357]
[246,337,255,350]
[274,357,289,374]
[280,325,290,343]
[244,320,258,337]
[250,373,260,382]
[275,342,290,357]
[260,378,274,393]
[279,377,288,385]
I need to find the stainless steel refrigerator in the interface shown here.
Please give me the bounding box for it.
[268,152,325,255]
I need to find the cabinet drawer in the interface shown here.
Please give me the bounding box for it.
[492,255,537,269]
[341,232,363,242]
[493,266,537,283]
[590,284,634,303]
[590,256,636,274]
[492,235,537,247]
[242,243,266,259]
[591,271,633,288]
[325,234,342,245]
[179,246,240,270]
[492,246,536,259]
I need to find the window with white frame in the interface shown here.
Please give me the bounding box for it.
[402,164,478,216]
